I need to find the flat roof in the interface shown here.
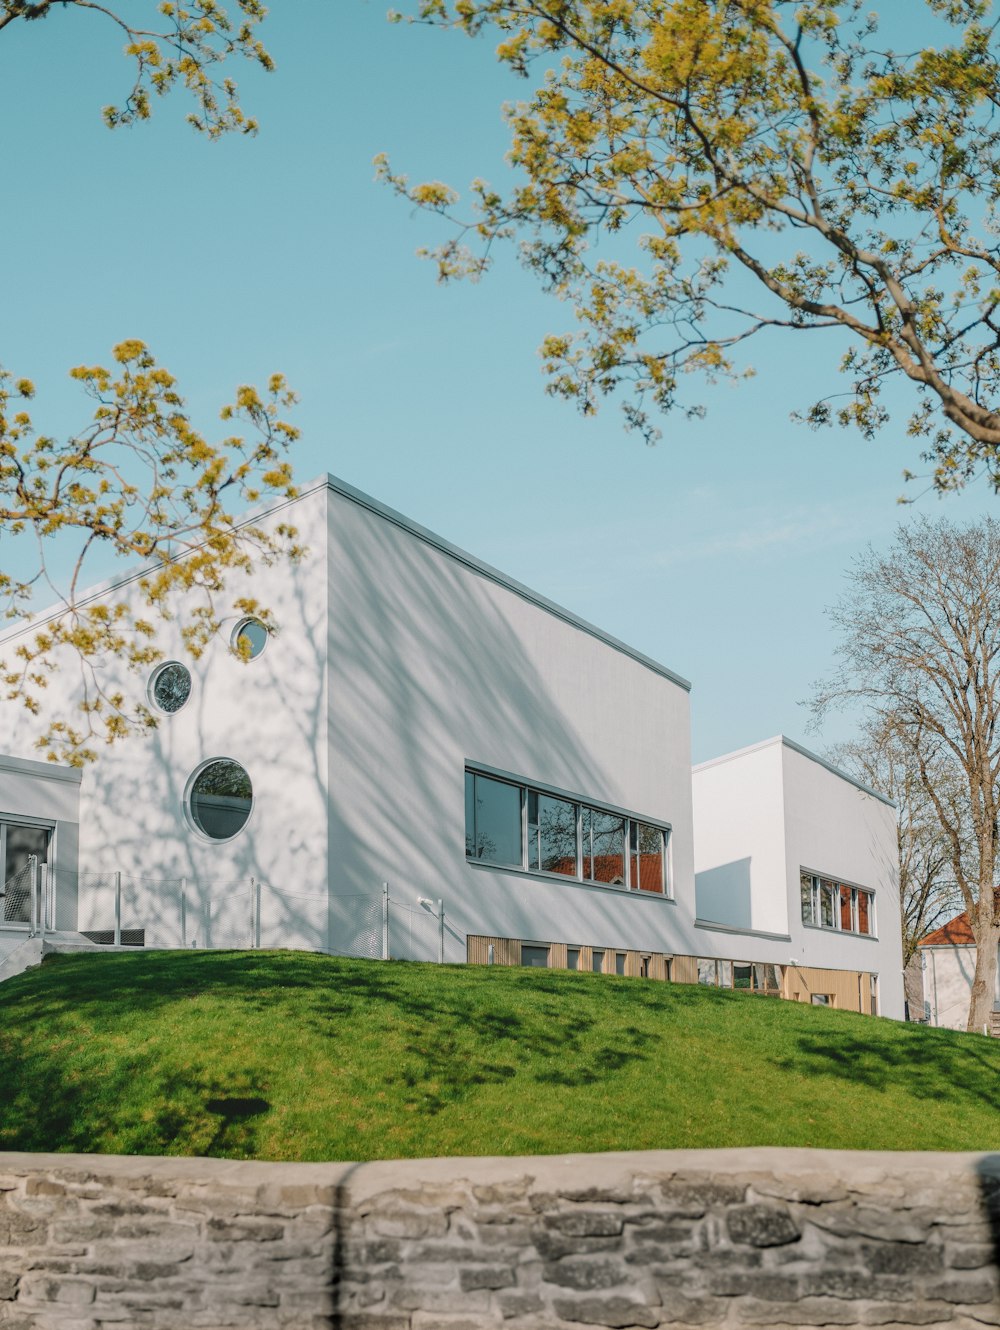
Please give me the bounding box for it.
[0,472,692,693]
[0,753,82,784]
[693,734,896,809]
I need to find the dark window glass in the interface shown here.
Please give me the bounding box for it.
[567,948,580,971]
[465,771,475,857]
[820,879,836,928]
[840,885,854,931]
[586,809,625,885]
[640,955,650,978]
[812,993,833,1006]
[800,872,815,924]
[233,617,268,660]
[857,891,872,935]
[188,760,253,840]
[151,661,191,714]
[521,945,550,968]
[529,791,577,876]
[870,974,879,1014]
[615,952,626,975]
[592,949,605,973]
[733,963,752,990]
[630,821,665,893]
[469,775,522,866]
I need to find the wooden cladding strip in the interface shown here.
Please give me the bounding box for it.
[466,936,876,1014]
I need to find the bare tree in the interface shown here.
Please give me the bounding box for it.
[814,518,1000,1032]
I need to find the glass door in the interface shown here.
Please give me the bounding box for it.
[2,823,51,926]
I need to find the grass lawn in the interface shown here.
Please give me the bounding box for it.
[0,949,997,1161]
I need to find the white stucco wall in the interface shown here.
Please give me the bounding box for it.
[921,944,998,1032]
[691,737,905,1018]
[324,482,696,963]
[780,741,904,1019]
[0,483,330,946]
[692,741,787,936]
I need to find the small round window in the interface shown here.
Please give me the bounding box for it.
[232,617,268,660]
[187,759,253,841]
[149,662,191,714]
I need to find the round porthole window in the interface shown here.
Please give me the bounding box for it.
[186,759,253,841]
[149,661,192,714]
[231,617,268,660]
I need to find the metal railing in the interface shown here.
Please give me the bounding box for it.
[1,856,41,936]
[32,867,458,963]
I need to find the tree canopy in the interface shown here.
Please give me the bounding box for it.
[384,0,1000,492]
[0,2,295,764]
[0,0,272,136]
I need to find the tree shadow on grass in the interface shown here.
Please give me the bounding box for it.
[0,951,664,1152]
[770,1020,1000,1113]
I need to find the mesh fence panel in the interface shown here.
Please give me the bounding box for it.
[329,893,384,960]
[2,863,33,928]
[200,886,255,950]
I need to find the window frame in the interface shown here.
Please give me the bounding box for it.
[799,867,877,939]
[464,764,673,899]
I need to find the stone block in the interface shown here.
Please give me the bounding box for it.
[860,1242,944,1275]
[933,1277,999,1305]
[946,1244,995,1270]
[534,1230,622,1261]
[459,1264,516,1291]
[497,1290,545,1319]
[810,1209,929,1243]
[391,1288,492,1313]
[545,1212,626,1238]
[737,1295,864,1324]
[701,1270,800,1300]
[371,1210,449,1239]
[726,1204,801,1248]
[411,1317,492,1330]
[553,1296,661,1327]
[205,1217,284,1242]
[543,1260,631,1292]
[19,1275,96,1306]
[862,1304,957,1326]
[0,1273,17,1301]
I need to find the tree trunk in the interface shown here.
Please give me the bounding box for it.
[966,914,1000,1034]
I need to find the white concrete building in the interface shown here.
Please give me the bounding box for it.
[0,475,905,1016]
[918,909,997,1032]
[692,736,904,1018]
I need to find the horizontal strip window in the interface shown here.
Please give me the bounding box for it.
[800,871,875,937]
[698,958,782,995]
[464,769,670,895]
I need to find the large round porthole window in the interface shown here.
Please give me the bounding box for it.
[231,617,268,660]
[186,759,253,841]
[149,661,192,714]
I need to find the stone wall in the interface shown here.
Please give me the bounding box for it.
[1,1148,999,1329]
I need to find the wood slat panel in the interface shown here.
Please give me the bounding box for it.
[785,965,865,1012]
[672,955,699,985]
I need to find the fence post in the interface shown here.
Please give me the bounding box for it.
[114,871,122,947]
[180,877,188,948]
[437,898,444,964]
[40,863,50,935]
[254,878,261,950]
[249,877,258,950]
[28,855,38,938]
[382,882,389,961]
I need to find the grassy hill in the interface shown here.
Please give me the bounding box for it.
[0,950,997,1161]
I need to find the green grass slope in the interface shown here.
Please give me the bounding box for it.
[0,950,996,1161]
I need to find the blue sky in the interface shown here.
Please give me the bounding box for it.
[5,2,996,763]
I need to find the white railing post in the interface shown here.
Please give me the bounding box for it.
[249,877,257,950]
[114,871,122,947]
[40,863,50,934]
[28,855,38,938]
[438,898,444,964]
[180,877,188,948]
[254,877,261,950]
[382,882,389,961]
